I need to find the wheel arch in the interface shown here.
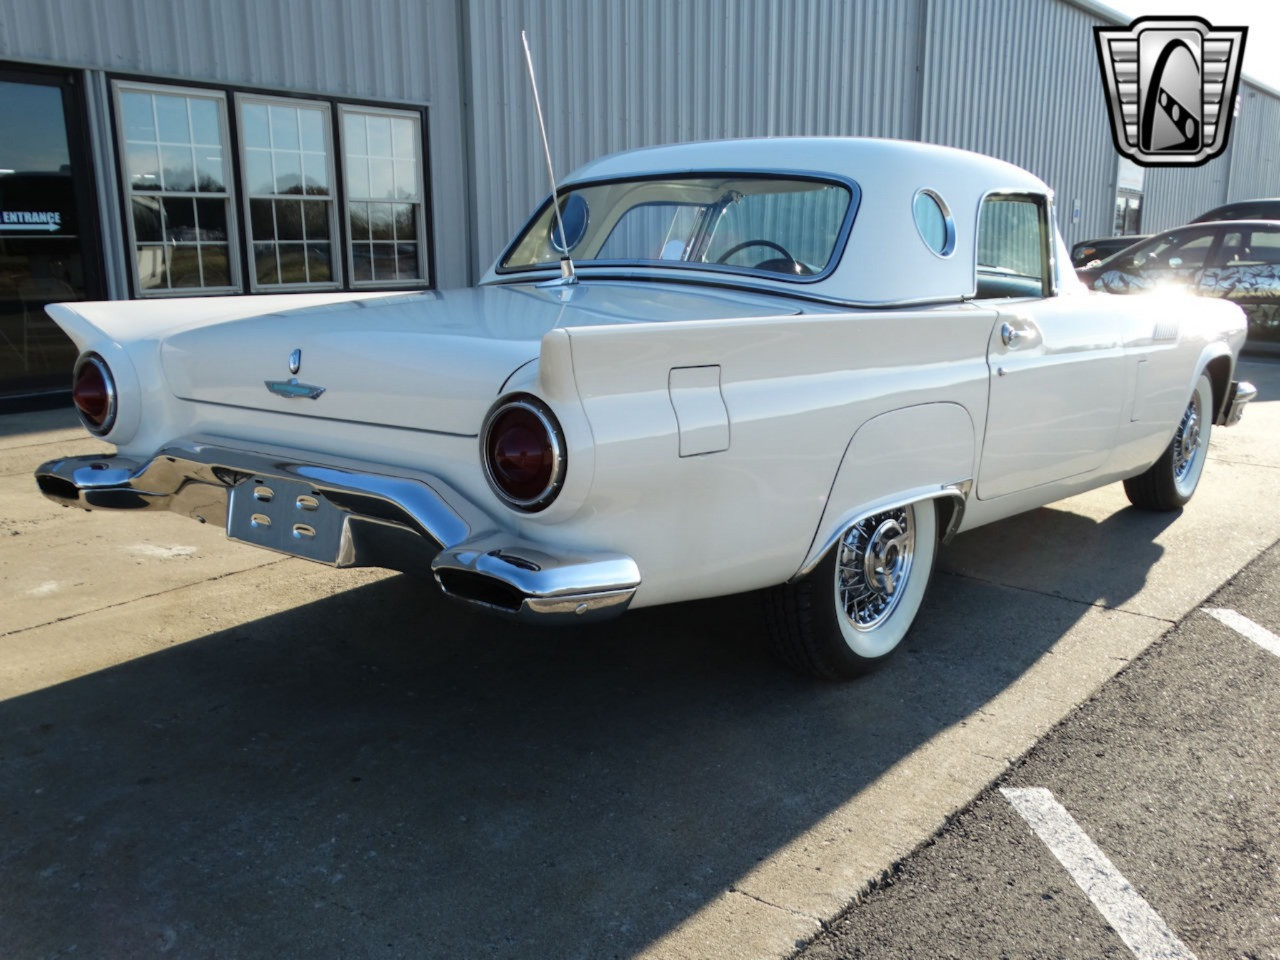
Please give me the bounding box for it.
[1202,351,1234,425]
[793,402,975,579]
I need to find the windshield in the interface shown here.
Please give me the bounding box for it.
[500,174,857,280]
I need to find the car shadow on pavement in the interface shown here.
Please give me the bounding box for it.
[0,505,1170,960]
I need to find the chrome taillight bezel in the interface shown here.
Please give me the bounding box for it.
[72,352,118,436]
[480,394,566,512]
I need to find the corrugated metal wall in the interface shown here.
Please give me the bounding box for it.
[0,0,472,287]
[1225,83,1280,205]
[466,0,1280,275]
[919,0,1118,247]
[1134,79,1280,233]
[466,0,927,269]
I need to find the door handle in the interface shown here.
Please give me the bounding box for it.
[1000,321,1024,347]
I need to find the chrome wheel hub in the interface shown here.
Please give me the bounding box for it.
[1173,391,1202,482]
[837,507,915,631]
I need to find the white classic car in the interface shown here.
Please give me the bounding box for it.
[36,138,1256,679]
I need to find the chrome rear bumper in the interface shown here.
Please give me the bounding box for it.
[34,439,639,624]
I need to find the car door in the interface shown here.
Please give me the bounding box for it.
[976,194,1128,500]
[1198,224,1280,346]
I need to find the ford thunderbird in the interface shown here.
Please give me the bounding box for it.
[35,138,1256,679]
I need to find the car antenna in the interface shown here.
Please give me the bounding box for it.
[521,29,577,285]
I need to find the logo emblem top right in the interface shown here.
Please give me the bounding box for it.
[1095,17,1248,167]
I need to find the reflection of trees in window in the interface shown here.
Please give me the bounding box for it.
[239,98,337,288]
[118,86,234,293]
[342,107,425,284]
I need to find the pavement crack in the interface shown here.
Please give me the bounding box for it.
[0,558,292,640]
[935,568,1176,624]
[727,887,823,925]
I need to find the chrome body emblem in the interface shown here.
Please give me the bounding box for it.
[1095,16,1247,167]
[289,348,302,375]
[265,378,326,400]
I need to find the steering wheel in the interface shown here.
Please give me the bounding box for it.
[715,239,806,274]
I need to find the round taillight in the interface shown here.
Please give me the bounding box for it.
[72,354,117,435]
[481,396,565,511]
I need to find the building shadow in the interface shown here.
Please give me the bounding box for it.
[0,504,1165,959]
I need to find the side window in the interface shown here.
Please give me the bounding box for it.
[1238,229,1280,266]
[976,196,1049,298]
[1133,231,1214,270]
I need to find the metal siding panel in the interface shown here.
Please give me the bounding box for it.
[467,0,926,270]
[1140,163,1229,232]
[0,0,473,288]
[919,0,1120,249]
[0,0,437,102]
[1226,83,1280,203]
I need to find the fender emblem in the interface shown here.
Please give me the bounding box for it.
[265,378,326,400]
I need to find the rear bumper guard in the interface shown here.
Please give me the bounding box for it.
[1221,379,1257,427]
[35,439,639,624]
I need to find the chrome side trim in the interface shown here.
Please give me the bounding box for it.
[792,481,971,581]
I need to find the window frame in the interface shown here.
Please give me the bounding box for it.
[112,79,241,298]
[495,170,861,285]
[108,73,435,298]
[235,91,343,292]
[338,102,431,289]
[974,191,1054,299]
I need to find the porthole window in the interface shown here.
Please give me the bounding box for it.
[913,189,955,257]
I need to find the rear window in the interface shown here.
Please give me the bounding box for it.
[500,174,857,280]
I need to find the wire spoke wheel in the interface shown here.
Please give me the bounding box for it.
[1172,388,1203,485]
[836,507,915,632]
[1123,372,1214,511]
[764,498,938,680]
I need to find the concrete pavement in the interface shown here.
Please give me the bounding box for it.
[1,358,1277,959]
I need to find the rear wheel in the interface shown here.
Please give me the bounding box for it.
[765,500,938,680]
[1123,372,1213,511]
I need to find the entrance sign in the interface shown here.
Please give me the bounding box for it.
[0,210,62,231]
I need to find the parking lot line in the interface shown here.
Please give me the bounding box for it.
[1203,608,1280,658]
[1000,787,1198,960]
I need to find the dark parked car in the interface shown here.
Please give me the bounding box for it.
[1078,220,1280,347]
[1191,198,1280,223]
[1070,234,1149,268]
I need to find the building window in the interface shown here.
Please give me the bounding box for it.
[238,95,339,289]
[116,83,237,295]
[111,79,431,298]
[340,105,428,286]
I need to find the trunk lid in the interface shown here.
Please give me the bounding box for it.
[160,283,800,435]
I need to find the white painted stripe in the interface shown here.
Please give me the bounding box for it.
[1001,787,1197,960]
[1204,608,1280,659]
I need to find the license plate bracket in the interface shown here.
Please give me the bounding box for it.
[227,474,347,564]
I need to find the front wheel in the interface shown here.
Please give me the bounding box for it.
[1123,372,1213,511]
[764,500,938,680]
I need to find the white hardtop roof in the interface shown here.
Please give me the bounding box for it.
[567,137,1047,196]
[502,138,1059,306]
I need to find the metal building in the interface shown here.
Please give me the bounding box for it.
[1,0,1277,399]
